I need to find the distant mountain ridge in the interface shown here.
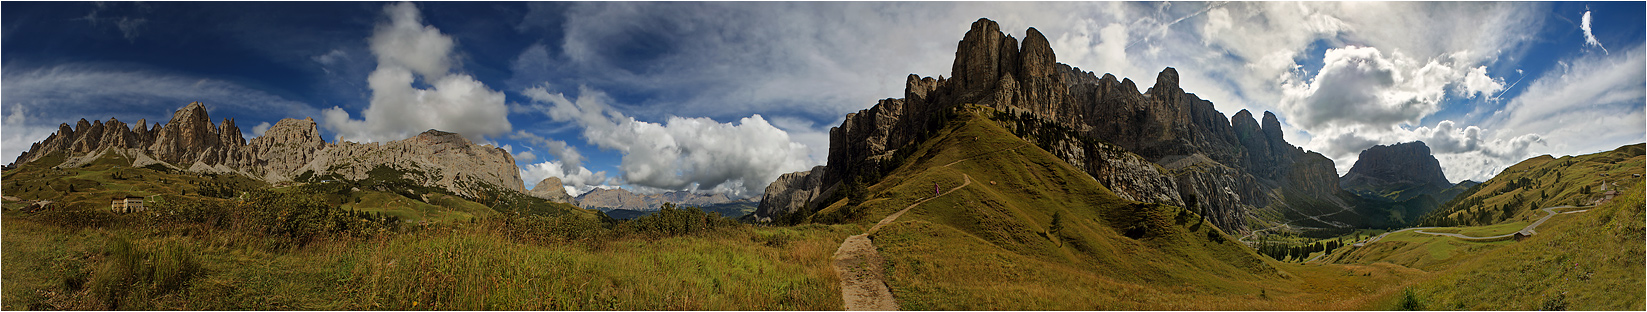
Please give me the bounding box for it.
[576,187,742,211]
[6,102,525,198]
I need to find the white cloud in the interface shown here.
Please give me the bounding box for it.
[764,116,833,165]
[513,150,537,162]
[1582,10,1609,54]
[251,121,272,137]
[1459,66,1505,100]
[321,2,511,143]
[1281,46,1485,131]
[509,129,589,177]
[2,106,58,166]
[1490,44,1645,160]
[520,85,811,197]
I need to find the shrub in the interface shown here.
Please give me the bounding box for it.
[1396,289,1423,311]
[241,191,397,248]
[623,203,737,239]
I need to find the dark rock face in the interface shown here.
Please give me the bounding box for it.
[760,18,1370,234]
[1341,141,1453,201]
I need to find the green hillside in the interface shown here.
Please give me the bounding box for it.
[2,152,853,310]
[804,105,1423,309]
[1420,143,1644,227]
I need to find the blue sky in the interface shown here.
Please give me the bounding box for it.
[4,2,1643,197]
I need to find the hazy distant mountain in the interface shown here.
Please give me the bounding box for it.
[576,187,740,211]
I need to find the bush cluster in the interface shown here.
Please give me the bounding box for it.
[484,203,739,248]
[142,190,400,249]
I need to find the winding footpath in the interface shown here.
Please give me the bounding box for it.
[1353,205,1586,247]
[833,144,1022,311]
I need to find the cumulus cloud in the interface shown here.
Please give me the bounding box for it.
[513,150,537,162]
[251,121,272,137]
[519,85,811,197]
[1582,10,1609,54]
[1459,66,1505,100]
[1280,46,1492,130]
[321,2,511,143]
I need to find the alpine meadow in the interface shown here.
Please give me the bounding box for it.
[3,2,1643,310]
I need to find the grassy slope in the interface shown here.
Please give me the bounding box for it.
[7,148,857,310]
[818,106,1421,309]
[1422,143,1644,226]
[1403,183,1645,310]
[1328,144,1646,309]
[1,216,856,310]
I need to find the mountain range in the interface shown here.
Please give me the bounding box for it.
[7,102,525,200]
[755,18,1462,235]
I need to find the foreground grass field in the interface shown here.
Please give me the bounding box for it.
[1,151,856,310]
[1,212,856,310]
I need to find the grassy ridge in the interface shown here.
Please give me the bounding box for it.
[1399,183,1645,310]
[832,105,1426,309]
[1420,143,1644,227]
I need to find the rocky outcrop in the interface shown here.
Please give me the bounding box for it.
[8,102,527,199]
[576,188,743,211]
[297,129,524,198]
[1340,141,1453,201]
[751,166,829,222]
[528,177,578,204]
[760,18,1371,234]
[248,117,330,182]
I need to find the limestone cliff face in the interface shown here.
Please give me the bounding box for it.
[751,166,829,222]
[760,18,1366,234]
[8,102,527,199]
[298,129,524,198]
[248,117,330,182]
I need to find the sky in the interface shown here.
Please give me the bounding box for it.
[4,2,1643,198]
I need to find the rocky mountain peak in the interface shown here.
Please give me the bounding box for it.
[951,18,1010,92]
[1341,141,1452,200]
[1147,67,1182,98]
[528,177,577,204]
[760,17,1377,232]
[1019,27,1056,78]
